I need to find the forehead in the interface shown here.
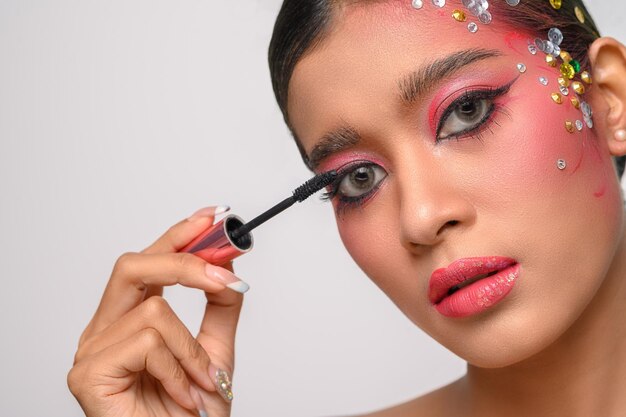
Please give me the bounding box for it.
[287,1,527,152]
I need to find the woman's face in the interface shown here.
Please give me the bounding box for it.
[288,2,625,367]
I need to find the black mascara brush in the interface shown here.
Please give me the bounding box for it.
[230,170,338,240]
[179,170,338,265]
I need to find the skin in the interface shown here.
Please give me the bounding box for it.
[288,2,626,417]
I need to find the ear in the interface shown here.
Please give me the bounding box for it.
[588,37,626,157]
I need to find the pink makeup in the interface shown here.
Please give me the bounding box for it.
[429,256,520,318]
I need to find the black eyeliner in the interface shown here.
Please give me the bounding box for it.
[435,77,518,139]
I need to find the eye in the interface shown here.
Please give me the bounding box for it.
[437,96,494,140]
[337,164,387,198]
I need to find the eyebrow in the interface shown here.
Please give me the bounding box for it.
[306,48,503,171]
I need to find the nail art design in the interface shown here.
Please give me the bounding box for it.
[210,366,234,402]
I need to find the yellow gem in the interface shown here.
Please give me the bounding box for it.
[572,81,585,95]
[559,51,572,62]
[560,62,576,79]
[551,92,563,104]
[557,77,570,87]
[452,9,467,22]
[571,97,580,109]
[581,71,593,84]
[565,121,575,133]
[550,0,562,9]
[575,6,585,23]
[546,54,557,67]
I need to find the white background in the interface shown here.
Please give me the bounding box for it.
[1,1,624,416]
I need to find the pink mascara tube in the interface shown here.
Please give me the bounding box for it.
[180,214,253,265]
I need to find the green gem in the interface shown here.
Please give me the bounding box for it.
[569,60,581,73]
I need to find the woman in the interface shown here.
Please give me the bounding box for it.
[68,0,626,416]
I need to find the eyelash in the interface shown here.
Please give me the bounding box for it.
[321,80,515,213]
[320,160,384,214]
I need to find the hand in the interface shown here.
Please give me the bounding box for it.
[68,206,247,417]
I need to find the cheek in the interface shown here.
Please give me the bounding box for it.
[334,201,406,292]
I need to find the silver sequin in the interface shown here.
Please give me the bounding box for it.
[468,22,479,33]
[412,0,424,8]
[557,159,567,170]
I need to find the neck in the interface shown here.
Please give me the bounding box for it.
[463,210,626,417]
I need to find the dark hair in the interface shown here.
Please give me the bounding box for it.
[269,0,626,178]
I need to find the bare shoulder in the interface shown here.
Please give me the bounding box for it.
[347,377,465,417]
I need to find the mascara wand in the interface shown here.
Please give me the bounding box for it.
[230,170,338,240]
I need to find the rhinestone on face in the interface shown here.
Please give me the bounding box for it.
[557,77,570,87]
[506,0,520,5]
[560,50,572,62]
[570,60,581,73]
[517,63,527,73]
[575,6,585,23]
[548,28,564,46]
[550,0,562,10]
[432,0,446,7]
[557,159,567,170]
[478,11,492,24]
[546,54,557,67]
[575,120,584,131]
[539,76,548,86]
[535,38,546,52]
[581,101,592,118]
[468,3,486,16]
[560,62,576,79]
[559,85,569,96]
[412,0,424,8]
[551,44,561,58]
[551,92,563,104]
[581,71,593,84]
[528,43,538,55]
[468,22,479,33]
[462,0,476,7]
[585,116,594,129]
[572,81,585,95]
[543,40,555,55]
[571,97,580,109]
[565,121,575,133]
[452,9,467,21]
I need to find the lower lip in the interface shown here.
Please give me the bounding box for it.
[435,263,520,318]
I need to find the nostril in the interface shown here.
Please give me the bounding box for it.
[438,220,459,235]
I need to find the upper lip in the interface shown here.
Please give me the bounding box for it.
[428,256,517,305]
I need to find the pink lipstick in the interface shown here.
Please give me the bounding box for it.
[428,256,520,318]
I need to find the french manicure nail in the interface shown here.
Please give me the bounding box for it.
[206,265,250,293]
[209,364,234,403]
[189,384,208,417]
[188,205,230,222]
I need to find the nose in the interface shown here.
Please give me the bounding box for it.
[397,165,475,250]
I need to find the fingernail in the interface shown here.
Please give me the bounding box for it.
[206,265,250,294]
[209,363,234,403]
[188,205,230,222]
[189,384,208,417]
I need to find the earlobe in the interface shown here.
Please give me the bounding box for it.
[588,37,626,156]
